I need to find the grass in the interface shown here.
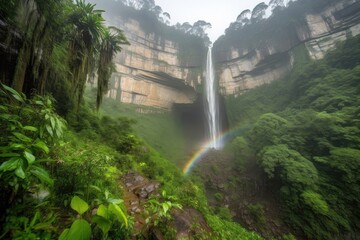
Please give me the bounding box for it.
[89,91,187,167]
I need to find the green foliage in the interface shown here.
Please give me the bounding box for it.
[60,195,129,240]
[215,207,233,221]
[144,190,182,228]
[2,208,56,240]
[226,35,360,238]
[92,202,128,238]
[231,136,253,171]
[301,190,329,215]
[98,96,187,165]
[0,84,65,203]
[247,203,266,227]
[59,219,91,240]
[259,144,318,189]
[249,113,288,152]
[70,196,89,215]
[206,214,263,240]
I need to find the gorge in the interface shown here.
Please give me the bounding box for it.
[0,0,360,239]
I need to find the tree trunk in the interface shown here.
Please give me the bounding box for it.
[12,43,31,93]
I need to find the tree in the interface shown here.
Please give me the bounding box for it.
[251,2,268,23]
[96,27,129,111]
[236,9,251,28]
[269,0,285,13]
[68,0,105,109]
[259,144,318,189]
[162,12,171,25]
[248,113,287,152]
[191,20,211,38]
[180,22,192,34]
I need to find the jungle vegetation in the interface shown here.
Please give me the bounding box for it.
[226,35,360,239]
[0,0,261,239]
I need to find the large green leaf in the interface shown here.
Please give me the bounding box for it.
[23,126,38,132]
[15,166,26,179]
[33,139,49,154]
[1,83,25,102]
[67,219,91,240]
[13,132,32,143]
[24,150,36,164]
[0,153,21,157]
[50,116,55,129]
[97,204,109,219]
[108,203,128,228]
[9,143,25,150]
[30,165,54,185]
[45,124,53,137]
[59,228,70,240]
[92,215,111,234]
[0,157,21,172]
[70,196,89,215]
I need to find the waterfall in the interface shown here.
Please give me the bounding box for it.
[205,46,222,149]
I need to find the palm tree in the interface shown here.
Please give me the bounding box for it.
[68,0,105,109]
[96,27,129,111]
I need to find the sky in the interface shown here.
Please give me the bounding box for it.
[155,0,264,42]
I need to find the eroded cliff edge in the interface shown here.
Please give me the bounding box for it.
[213,0,360,96]
[102,13,206,110]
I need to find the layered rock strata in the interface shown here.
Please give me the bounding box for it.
[215,0,360,96]
[104,16,203,109]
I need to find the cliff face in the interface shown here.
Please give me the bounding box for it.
[104,16,204,109]
[215,0,360,96]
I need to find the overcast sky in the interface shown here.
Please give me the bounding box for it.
[155,0,263,42]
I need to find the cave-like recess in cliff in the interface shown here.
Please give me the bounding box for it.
[173,95,228,153]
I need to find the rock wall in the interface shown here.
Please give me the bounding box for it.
[215,0,360,96]
[104,16,203,109]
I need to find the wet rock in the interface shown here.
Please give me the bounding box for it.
[145,182,159,194]
[172,207,211,239]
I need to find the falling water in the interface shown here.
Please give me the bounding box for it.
[205,46,222,149]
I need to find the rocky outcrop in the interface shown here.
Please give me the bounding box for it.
[104,16,204,109]
[122,171,211,239]
[215,0,360,96]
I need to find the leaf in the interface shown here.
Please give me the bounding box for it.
[9,143,25,150]
[0,153,21,157]
[23,126,38,132]
[15,166,26,179]
[108,203,128,228]
[59,228,70,240]
[162,202,169,214]
[67,219,91,240]
[34,100,44,106]
[30,165,54,185]
[50,116,55,129]
[107,198,124,204]
[92,215,111,234]
[1,83,25,102]
[0,157,21,172]
[24,150,36,165]
[97,204,109,219]
[89,185,102,193]
[33,139,49,154]
[13,132,32,142]
[70,196,89,215]
[30,211,40,228]
[45,124,53,137]
[33,222,54,231]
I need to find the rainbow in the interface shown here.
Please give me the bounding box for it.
[182,127,247,175]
